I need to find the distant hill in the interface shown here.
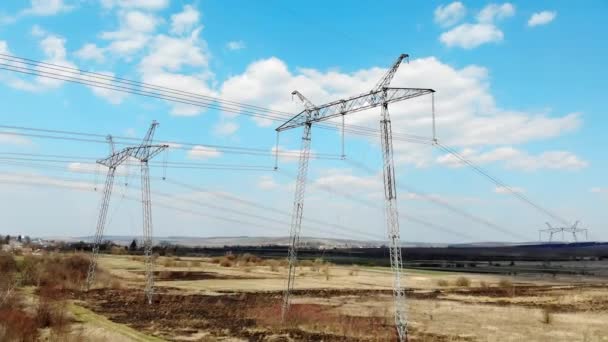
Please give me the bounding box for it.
[46,235,449,248]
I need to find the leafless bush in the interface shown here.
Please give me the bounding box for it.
[240,253,261,264]
[322,266,331,281]
[437,279,449,287]
[454,277,471,287]
[542,308,554,324]
[299,259,314,267]
[110,246,127,255]
[0,307,39,342]
[219,259,234,267]
[498,279,513,288]
[264,260,280,272]
[0,252,17,274]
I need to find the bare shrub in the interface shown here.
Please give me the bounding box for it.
[0,252,17,274]
[40,254,91,289]
[437,279,449,287]
[322,266,331,281]
[0,274,19,310]
[0,307,39,342]
[498,278,513,288]
[20,255,44,286]
[161,258,177,268]
[175,261,189,268]
[219,259,233,267]
[299,259,314,267]
[110,279,123,289]
[240,253,261,264]
[498,278,515,296]
[36,286,70,340]
[225,252,237,261]
[210,257,222,264]
[265,260,279,272]
[454,276,471,287]
[110,246,127,255]
[542,308,554,324]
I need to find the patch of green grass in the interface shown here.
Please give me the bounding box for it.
[69,303,166,342]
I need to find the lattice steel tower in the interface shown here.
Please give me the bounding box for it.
[85,121,168,305]
[276,54,435,341]
[540,221,588,242]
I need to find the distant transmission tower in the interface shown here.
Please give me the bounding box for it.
[85,121,168,304]
[276,54,435,341]
[539,221,588,242]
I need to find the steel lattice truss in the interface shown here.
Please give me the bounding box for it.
[85,121,168,305]
[276,54,434,342]
[539,221,588,242]
[277,87,433,132]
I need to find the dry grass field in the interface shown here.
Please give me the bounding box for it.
[2,252,608,341]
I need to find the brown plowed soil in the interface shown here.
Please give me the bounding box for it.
[133,270,259,281]
[73,288,469,341]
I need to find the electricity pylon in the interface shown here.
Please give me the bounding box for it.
[540,221,588,242]
[126,121,168,304]
[85,121,168,305]
[276,54,435,341]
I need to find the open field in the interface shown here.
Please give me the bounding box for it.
[2,252,608,341]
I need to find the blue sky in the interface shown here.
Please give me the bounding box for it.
[0,0,605,243]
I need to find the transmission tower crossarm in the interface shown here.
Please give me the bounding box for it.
[276,87,434,132]
[96,148,133,168]
[128,144,169,162]
[291,90,317,112]
[372,53,409,92]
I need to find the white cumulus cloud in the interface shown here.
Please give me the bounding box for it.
[226,40,246,51]
[257,175,279,190]
[213,121,239,136]
[477,3,515,23]
[528,11,556,27]
[101,0,169,11]
[75,43,105,62]
[494,186,525,194]
[439,3,514,49]
[434,2,466,27]
[101,10,160,56]
[440,23,504,49]
[171,5,200,35]
[22,0,72,16]
[221,55,581,170]
[187,145,222,160]
[437,147,587,171]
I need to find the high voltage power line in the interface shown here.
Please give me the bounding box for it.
[434,142,571,226]
[344,158,530,240]
[0,53,569,230]
[0,53,433,143]
[0,130,564,236]
[0,170,384,242]
[0,127,343,160]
